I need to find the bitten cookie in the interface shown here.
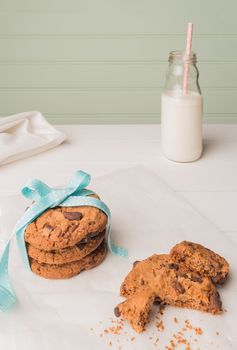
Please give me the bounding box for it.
[27,230,105,265]
[30,239,107,279]
[115,289,156,333]
[25,194,108,251]
[120,254,222,315]
[170,241,229,284]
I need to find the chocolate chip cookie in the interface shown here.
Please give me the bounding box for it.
[27,230,105,265]
[120,254,221,315]
[25,196,108,251]
[115,241,229,333]
[30,239,107,279]
[170,241,229,284]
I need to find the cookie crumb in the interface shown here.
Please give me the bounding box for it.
[109,340,112,346]
[173,317,178,324]
[184,320,193,330]
[156,320,165,331]
[216,331,219,335]
[195,327,203,335]
[100,318,125,337]
[131,337,135,341]
[163,319,204,350]
[159,303,166,315]
[153,337,160,347]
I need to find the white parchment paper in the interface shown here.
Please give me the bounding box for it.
[0,166,236,350]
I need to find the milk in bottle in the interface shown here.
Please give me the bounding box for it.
[161,51,203,162]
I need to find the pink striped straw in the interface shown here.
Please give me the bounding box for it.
[183,22,193,95]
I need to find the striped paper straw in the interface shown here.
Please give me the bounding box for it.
[183,22,193,95]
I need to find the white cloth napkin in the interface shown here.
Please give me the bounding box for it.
[0,111,66,166]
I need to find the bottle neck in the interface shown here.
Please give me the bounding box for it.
[164,50,201,95]
[168,50,196,64]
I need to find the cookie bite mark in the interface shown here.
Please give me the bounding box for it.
[170,241,229,284]
[120,254,222,315]
[116,242,227,333]
[115,289,155,333]
[120,254,170,297]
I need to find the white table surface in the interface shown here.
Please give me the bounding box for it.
[0,124,237,246]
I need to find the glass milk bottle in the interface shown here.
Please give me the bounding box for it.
[161,51,203,162]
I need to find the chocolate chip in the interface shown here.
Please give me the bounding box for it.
[43,223,54,232]
[211,276,219,284]
[191,275,203,283]
[179,272,188,279]
[80,230,104,244]
[140,279,145,285]
[88,220,95,226]
[133,260,140,267]
[209,292,222,311]
[76,242,86,250]
[159,303,166,315]
[87,231,102,239]
[172,281,185,294]
[168,263,179,270]
[179,257,186,262]
[63,212,83,220]
[114,306,121,317]
[153,297,161,305]
[212,273,226,284]
[76,230,105,249]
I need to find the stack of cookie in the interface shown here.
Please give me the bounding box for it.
[115,241,229,333]
[24,200,108,279]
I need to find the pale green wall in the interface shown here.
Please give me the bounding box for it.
[0,0,237,124]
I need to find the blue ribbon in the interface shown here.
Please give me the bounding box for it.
[0,170,127,312]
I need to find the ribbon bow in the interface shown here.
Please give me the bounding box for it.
[0,170,127,312]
